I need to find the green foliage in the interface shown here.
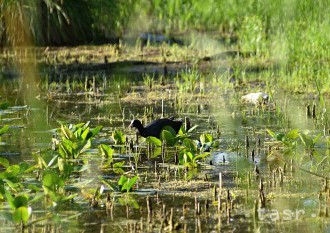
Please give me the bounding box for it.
[146,136,162,147]
[0,125,9,136]
[0,102,10,110]
[5,192,31,224]
[178,137,210,168]
[118,175,138,192]
[266,129,299,147]
[267,128,321,150]
[299,132,321,150]
[160,126,178,146]
[58,122,102,159]
[1,0,93,45]
[0,159,30,198]
[176,69,201,94]
[98,144,114,160]
[112,130,126,145]
[239,16,264,54]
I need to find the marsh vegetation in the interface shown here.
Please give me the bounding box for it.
[1,0,330,232]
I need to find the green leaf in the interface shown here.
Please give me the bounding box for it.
[146,136,162,147]
[299,132,313,148]
[2,179,19,191]
[61,125,75,140]
[121,176,138,192]
[91,126,103,137]
[160,129,177,146]
[47,155,59,167]
[4,189,15,209]
[162,126,176,136]
[0,158,9,168]
[112,130,126,144]
[118,175,128,187]
[151,147,162,158]
[187,125,198,133]
[0,125,9,136]
[313,133,322,144]
[113,168,125,174]
[200,133,213,144]
[4,165,20,178]
[266,128,276,139]
[194,152,211,161]
[183,138,197,152]
[285,129,299,140]
[13,195,28,208]
[98,144,114,159]
[276,133,285,141]
[43,172,64,192]
[81,128,91,140]
[113,161,125,168]
[13,206,31,223]
[0,102,9,110]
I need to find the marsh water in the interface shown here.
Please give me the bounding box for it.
[0,60,330,233]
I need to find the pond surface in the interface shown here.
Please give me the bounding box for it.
[0,51,330,233]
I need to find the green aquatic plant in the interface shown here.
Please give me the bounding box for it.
[5,192,31,224]
[146,136,162,147]
[176,69,201,94]
[58,122,103,159]
[118,175,138,192]
[0,102,10,110]
[160,126,178,146]
[199,133,214,151]
[0,125,9,136]
[178,138,210,168]
[99,144,126,174]
[299,131,321,150]
[266,128,299,148]
[143,73,155,89]
[0,158,32,200]
[112,130,126,145]
[98,144,114,159]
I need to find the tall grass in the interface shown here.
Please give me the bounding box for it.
[1,0,330,92]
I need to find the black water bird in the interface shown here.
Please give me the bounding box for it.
[129,118,183,138]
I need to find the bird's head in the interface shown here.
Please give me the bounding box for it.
[129,119,143,129]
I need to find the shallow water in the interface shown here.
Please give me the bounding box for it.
[0,70,330,232]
